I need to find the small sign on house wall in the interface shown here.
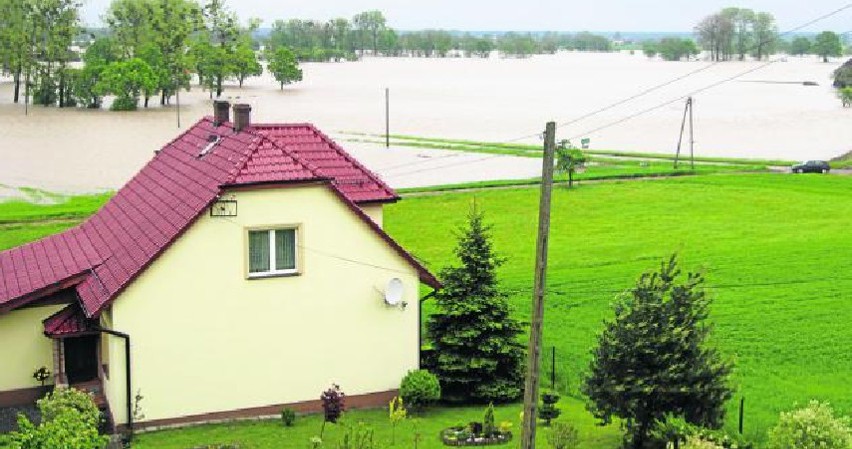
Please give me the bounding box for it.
[210,196,238,217]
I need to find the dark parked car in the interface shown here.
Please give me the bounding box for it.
[792,160,831,174]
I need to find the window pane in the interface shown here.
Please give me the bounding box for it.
[248,231,270,273]
[275,229,296,271]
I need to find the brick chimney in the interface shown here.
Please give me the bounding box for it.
[233,104,251,132]
[213,100,230,126]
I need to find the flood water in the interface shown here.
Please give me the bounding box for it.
[0,51,849,193]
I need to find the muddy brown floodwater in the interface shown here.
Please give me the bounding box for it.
[0,52,849,194]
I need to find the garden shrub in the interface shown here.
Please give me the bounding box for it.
[281,407,296,427]
[320,384,345,424]
[11,387,108,449]
[547,422,579,449]
[650,414,695,449]
[683,436,725,449]
[399,369,441,409]
[539,390,561,426]
[110,95,138,111]
[767,401,852,449]
[388,396,407,444]
[338,421,374,449]
[483,403,496,435]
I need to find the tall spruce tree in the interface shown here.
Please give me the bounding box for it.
[583,256,733,449]
[427,206,525,403]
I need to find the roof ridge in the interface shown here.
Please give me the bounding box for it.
[307,125,398,200]
[228,129,324,185]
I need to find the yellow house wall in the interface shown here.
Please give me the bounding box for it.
[0,305,63,392]
[362,204,383,228]
[105,185,420,425]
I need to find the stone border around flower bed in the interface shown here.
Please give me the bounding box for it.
[440,427,512,446]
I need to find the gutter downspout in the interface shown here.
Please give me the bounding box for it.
[97,328,132,438]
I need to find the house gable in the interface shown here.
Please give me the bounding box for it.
[103,183,422,424]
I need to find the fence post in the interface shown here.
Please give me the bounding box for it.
[739,397,745,434]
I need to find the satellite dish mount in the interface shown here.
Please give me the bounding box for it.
[384,278,406,310]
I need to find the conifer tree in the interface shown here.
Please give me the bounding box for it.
[583,256,733,449]
[427,206,525,403]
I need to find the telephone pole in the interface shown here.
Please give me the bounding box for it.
[689,97,695,170]
[520,121,557,449]
[674,97,695,170]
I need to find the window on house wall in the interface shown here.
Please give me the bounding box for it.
[248,228,298,277]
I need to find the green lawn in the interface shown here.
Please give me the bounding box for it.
[386,173,852,444]
[1,173,849,448]
[130,400,621,449]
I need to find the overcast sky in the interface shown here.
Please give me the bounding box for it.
[80,0,851,32]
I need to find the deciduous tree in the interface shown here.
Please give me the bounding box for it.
[266,47,302,89]
[789,37,812,56]
[232,40,261,87]
[751,12,778,60]
[555,140,587,188]
[352,10,386,55]
[814,31,842,62]
[96,58,158,110]
[75,37,119,108]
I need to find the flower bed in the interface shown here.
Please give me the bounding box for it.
[440,426,512,446]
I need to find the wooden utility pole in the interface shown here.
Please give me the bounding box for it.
[674,97,693,169]
[385,88,390,148]
[689,97,695,170]
[520,121,557,449]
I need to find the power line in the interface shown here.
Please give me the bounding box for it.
[566,57,785,141]
[376,152,461,172]
[549,3,852,132]
[384,153,505,179]
[374,4,852,179]
[507,4,852,144]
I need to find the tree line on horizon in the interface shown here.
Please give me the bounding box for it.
[265,15,614,61]
[0,0,302,111]
[1,1,850,111]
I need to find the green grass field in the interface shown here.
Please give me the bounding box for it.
[386,173,852,443]
[0,173,849,447]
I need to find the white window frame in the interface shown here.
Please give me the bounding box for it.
[247,227,299,278]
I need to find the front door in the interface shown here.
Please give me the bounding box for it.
[64,335,99,384]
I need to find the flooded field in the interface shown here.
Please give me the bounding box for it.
[0,51,849,193]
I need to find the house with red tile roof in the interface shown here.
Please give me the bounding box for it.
[0,102,439,432]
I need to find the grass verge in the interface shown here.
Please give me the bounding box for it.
[340,132,798,167]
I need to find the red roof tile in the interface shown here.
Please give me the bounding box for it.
[253,124,399,203]
[43,303,97,337]
[0,117,438,317]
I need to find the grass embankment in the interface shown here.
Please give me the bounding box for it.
[831,150,852,169]
[387,174,852,444]
[1,174,849,448]
[340,132,797,167]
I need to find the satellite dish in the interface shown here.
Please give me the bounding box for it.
[384,278,404,306]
